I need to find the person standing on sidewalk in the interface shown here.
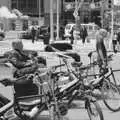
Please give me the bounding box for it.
[112,32,118,53]
[70,27,74,44]
[80,26,88,44]
[31,26,36,43]
[96,28,108,71]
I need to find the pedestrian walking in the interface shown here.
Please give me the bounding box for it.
[36,27,40,41]
[70,27,74,44]
[31,26,36,43]
[112,32,118,53]
[80,26,88,44]
[117,30,120,45]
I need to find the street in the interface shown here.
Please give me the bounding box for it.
[0,0,120,119]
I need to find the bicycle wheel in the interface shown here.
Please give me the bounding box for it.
[102,80,120,112]
[87,101,104,120]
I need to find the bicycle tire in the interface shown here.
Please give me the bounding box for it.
[102,80,120,112]
[87,101,104,120]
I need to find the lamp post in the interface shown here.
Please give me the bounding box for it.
[39,0,40,26]
[109,2,114,50]
[101,0,105,28]
[56,0,59,40]
[50,0,54,43]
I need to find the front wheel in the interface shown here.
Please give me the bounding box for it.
[102,81,120,112]
[86,101,104,120]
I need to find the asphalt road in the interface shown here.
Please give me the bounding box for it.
[0,39,120,120]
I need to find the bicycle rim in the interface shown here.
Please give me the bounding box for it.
[102,81,120,112]
[87,101,104,120]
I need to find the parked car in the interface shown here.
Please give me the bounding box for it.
[64,23,75,38]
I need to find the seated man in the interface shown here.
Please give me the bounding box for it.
[4,40,46,97]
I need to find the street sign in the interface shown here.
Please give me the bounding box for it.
[73,9,78,18]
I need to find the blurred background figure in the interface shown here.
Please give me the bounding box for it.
[80,26,88,44]
[112,32,118,53]
[70,26,74,44]
[31,26,36,43]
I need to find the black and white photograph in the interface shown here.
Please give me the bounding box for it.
[0,0,120,120]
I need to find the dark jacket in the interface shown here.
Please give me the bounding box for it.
[7,49,38,77]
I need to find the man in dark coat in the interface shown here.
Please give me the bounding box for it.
[80,26,88,44]
[31,26,36,43]
[117,31,120,45]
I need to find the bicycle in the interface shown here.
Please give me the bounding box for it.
[51,52,104,120]
[73,51,120,112]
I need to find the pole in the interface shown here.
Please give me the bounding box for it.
[50,0,54,43]
[39,0,41,26]
[109,1,114,50]
[101,0,104,28]
[56,0,59,40]
[75,0,78,26]
[109,9,114,50]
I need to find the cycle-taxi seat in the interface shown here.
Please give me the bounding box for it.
[71,62,83,68]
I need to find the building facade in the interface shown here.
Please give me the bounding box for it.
[1,0,119,31]
[62,0,102,26]
[10,0,45,30]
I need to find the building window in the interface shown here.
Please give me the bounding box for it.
[84,0,90,2]
[64,0,75,2]
[40,0,44,16]
[11,0,17,9]
[11,3,17,9]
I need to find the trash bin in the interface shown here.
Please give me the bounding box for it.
[43,34,50,45]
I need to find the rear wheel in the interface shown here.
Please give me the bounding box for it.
[87,101,104,120]
[102,80,120,112]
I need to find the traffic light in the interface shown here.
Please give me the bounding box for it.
[108,0,112,9]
